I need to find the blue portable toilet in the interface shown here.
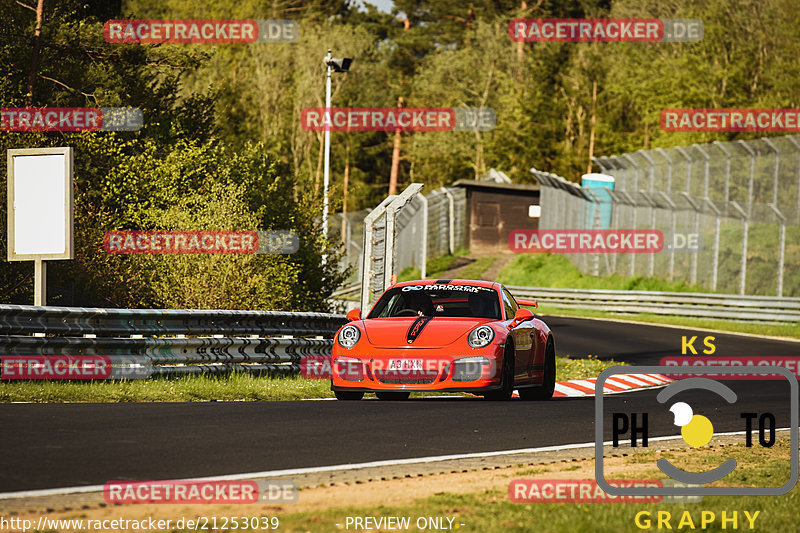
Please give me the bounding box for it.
[581,173,615,229]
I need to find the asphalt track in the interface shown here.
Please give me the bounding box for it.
[1,315,798,493]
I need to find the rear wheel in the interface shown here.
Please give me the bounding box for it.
[334,391,364,401]
[376,391,411,401]
[484,345,514,401]
[519,337,555,401]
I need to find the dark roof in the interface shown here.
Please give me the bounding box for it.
[451,179,540,193]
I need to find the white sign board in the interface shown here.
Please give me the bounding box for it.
[7,147,73,261]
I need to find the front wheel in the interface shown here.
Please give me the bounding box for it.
[376,391,410,401]
[334,391,364,401]
[519,337,555,401]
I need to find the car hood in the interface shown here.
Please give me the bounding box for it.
[362,317,491,348]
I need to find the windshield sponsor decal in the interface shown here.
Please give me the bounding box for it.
[401,284,494,293]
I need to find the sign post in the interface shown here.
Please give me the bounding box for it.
[7,147,74,305]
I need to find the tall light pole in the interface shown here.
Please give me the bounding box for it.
[322,50,352,256]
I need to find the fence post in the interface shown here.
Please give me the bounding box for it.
[713,141,732,212]
[730,201,749,296]
[656,148,673,193]
[639,150,657,277]
[768,203,786,297]
[419,193,428,279]
[675,146,692,195]
[622,155,639,277]
[442,188,456,255]
[361,195,397,311]
[763,138,781,207]
[383,184,425,290]
[737,140,756,217]
[681,192,700,286]
[787,136,800,225]
[658,191,677,281]
[610,156,626,190]
[704,198,722,292]
[694,144,711,199]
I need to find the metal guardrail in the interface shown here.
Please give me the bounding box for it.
[507,286,800,323]
[0,304,347,379]
[330,283,800,323]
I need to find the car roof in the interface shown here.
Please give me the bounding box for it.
[391,279,499,290]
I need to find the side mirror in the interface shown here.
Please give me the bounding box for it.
[516,298,538,308]
[346,308,361,321]
[509,308,534,329]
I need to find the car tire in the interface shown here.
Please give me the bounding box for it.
[484,344,514,401]
[376,392,411,401]
[519,337,555,401]
[334,391,364,401]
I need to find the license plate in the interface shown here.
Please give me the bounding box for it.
[388,359,423,371]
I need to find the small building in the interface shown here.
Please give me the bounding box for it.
[451,178,540,253]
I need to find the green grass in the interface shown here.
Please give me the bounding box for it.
[557,354,626,380]
[0,373,336,403]
[0,356,621,402]
[458,256,496,280]
[250,439,798,533]
[498,253,705,292]
[397,248,472,282]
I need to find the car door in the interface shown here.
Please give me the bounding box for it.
[501,287,535,385]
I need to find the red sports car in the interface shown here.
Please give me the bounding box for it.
[331,279,555,401]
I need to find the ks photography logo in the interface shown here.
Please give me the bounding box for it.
[594,365,798,496]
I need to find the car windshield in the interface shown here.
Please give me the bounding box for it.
[368,284,501,319]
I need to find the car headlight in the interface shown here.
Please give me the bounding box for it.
[337,325,361,349]
[467,325,495,348]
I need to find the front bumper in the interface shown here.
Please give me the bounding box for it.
[330,346,503,392]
